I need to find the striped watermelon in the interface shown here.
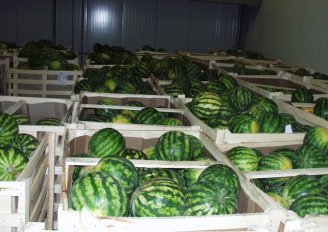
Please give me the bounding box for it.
[0,113,19,147]
[142,145,158,160]
[206,117,229,129]
[229,114,260,133]
[213,104,237,120]
[72,153,92,182]
[95,156,138,195]
[295,145,328,168]
[138,169,185,189]
[69,172,129,216]
[121,101,145,118]
[188,135,205,159]
[291,122,312,133]
[0,147,29,181]
[95,98,117,120]
[35,117,61,126]
[206,80,225,94]
[226,146,258,171]
[289,194,328,217]
[164,84,184,97]
[88,128,125,158]
[229,86,253,111]
[189,84,207,98]
[251,179,270,192]
[258,153,293,186]
[198,164,240,194]
[119,148,147,160]
[111,114,133,124]
[320,175,328,194]
[217,74,238,89]
[184,180,237,216]
[12,134,39,158]
[134,107,162,125]
[283,175,324,206]
[279,113,296,126]
[161,118,183,126]
[156,131,192,161]
[253,149,264,162]
[259,113,285,133]
[191,92,223,120]
[246,98,278,120]
[303,127,328,152]
[270,148,298,166]
[184,157,212,188]
[74,79,93,94]
[12,113,30,125]
[130,177,185,217]
[291,88,314,103]
[267,192,289,208]
[116,82,137,94]
[314,97,328,120]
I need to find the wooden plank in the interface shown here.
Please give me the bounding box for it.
[46,133,55,230]
[3,100,26,115]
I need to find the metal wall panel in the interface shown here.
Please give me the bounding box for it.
[156,0,190,52]
[16,0,53,45]
[122,0,157,51]
[188,1,241,52]
[85,0,123,52]
[56,0,74,47]
[244,0,328,74]
[0,0,17,42]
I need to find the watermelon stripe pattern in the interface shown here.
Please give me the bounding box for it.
[134,107,162,125]
[0,147,28,181]
[303,127,328,152]
[0,113,19,147]
[229,86,253,112]
[191,92,223,120]
[36,117,61,126]
[156,131,192,161]
[226,146,258,171]
[289,194,328,217]
[130,178,185,217]
[88,128,126,158]
[314,97,328,120]
[296,145,328,168]
[12,134,39,158]
[69,172,129,217]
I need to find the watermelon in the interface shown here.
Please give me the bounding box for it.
[319,175,328,194]
[116,82,137,94]
[111,114,133,124]
[188,135,205,159]
[134,107,162,125]
[0,113,19,147]
[295,145,328,168]
[95,98,117,120]
[156,131,192,161]
[184,180,237,216]
[184,157,212,188]
[212,104,237,120]
[95,156,138,195]
[267,192,289,208]
[88,128,125,158]
[12,133,39,157]
[289,194,328,217]
[142,145,158,160]
[74,79,93,94]
[291,122,312,133]
[253,149,264,162]
[314,97,328,120]
[161,118,183,126]
[164,84,184,97]
[138,168,185,188]
[198,164,240,194]
[229,86,253,111]
[251,179,269,192]
[291,88,314,103]
[35,117,61,126]
[121,101,145,117]
[259,113,285,133]
[130,177,185,217]
[12,114,30,125]
[303,127,328,152]
[69,172,129,216]
[270,148,298,166]
[226,146,258,171]
[258,153,293,186]
[279,113,296,126]
[283,175,324,206]
[217,74,238,89]
[191,92,223,120]
[206,117,229,129]
[229,114,260,133]
[72,153,92,182]
[0,147,29,181]
[119,148,147,160]
[246,98,278,120]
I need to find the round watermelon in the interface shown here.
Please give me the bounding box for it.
[191,92,223,120]
[161,118,183,126]
[111,114,133,124]
[259,113,285,133]
[12,113,30,125]
[188,135,205,159]
[314,97,328,120]
[142,145,158,160]
[0,147,29,181]
[0,113,19,147]
[69,172,129,216]
[118,148,147,160]
[291,88,314,103]
[229,86,253,112]
[95,98,117,120]
[184,156,212,188]
[130,177,185,217]
[295,145,328,168]
[156,131,192,161]
[303,127,328,152]
[138,168,185,189]
[270,148,298,166]
[229,114,260,133]
[226,146,258,171]
[134,107,162,125]
[35,117,61,126]
[184,180,237,216]
[289,194,328,217]
[88,128,125,158]
[12,133,39,157]
[267,192,289,209]
[95,156,138,195]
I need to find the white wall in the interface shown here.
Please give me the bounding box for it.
[244,0,328,74]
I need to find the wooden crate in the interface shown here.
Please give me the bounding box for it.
[236,76,328,101]
[6,68,83,98]
[311,79,328,91]
[148,76,186,98]
[136,50,178,60]
[55,127,283,232]
[173,98,312,152]
[74,103,199,131]
[0,132,55,232]
[13,55,79,69]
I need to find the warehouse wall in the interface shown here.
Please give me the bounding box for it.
[0,0,241,53]
[243,0,328,74]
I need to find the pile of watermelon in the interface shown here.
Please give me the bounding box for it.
[0,112,40,181]
[225,126,328,217]
[74,67,156,95]
[11,113,61,126]
[81,99,184,126]
[68,128,241,217]
[185,77,311,133]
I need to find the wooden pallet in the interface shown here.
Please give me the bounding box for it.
[6,68,82,98]
[0,133,55,232]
